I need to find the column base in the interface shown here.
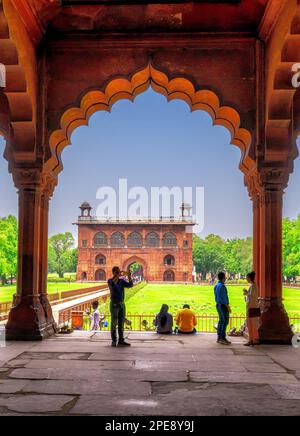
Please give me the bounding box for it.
[258,299,293,345]
[5,296,57,341]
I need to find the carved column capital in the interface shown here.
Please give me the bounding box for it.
[245,171,260,203]
[12,167,43,190]
[11,166,58,197]
[257,166,289,192]
[40,169,58,198]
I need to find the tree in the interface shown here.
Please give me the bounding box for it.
[223,239,241,276]
[61,248,78,274]
[48,232,75,278]
[0,215,18,283]
[224,237,252,277]
[193,234,226,278]
[193,234,253,279]
[239,237,253,276]
[282,215,300,280]
[48,244,57,274]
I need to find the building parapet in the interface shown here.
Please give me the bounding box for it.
[74,216,196,225]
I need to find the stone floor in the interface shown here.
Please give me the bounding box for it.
[0,331,300,416]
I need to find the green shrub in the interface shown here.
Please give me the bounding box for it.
[64,272,77,280]
[99,281,147,314]
[125,281,147,302]
[47,272,77,283]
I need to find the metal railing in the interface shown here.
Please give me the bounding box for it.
[82,313,247,333]
[2,290,300,334]
[60,308,300,334]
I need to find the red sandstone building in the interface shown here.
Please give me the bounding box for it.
[75,203,195,282]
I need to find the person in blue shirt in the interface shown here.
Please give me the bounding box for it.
[108,266,133,347]
[214,271,231,345]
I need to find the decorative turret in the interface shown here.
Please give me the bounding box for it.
[79,202,92,218]
[180,203,192,219]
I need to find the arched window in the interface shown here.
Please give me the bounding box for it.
[164,255,175,266]
[81,272,87,281]
[95,254,106,265]
[163,270,175,282]
[163,232,177,247]
[111,232,125,247]
[95,269,106,281]
[145,232,160,247]
[128,232,143,247]
[93,232,108,247]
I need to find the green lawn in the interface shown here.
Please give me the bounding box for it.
[125,283,300,318]
[0,282,100,303]
[2,282,300,319]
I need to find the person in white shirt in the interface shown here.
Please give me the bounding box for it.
[243,271,261,346]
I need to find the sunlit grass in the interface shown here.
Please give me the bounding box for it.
[0,282,99,303]
[125,283,300,317]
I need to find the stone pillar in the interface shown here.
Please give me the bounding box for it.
[252,194,260,283]
[6,168,56,340]
[246,173,261,282]
[257,170,293,344]
[38,185,57,334]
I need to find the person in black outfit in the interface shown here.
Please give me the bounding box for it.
[107,266,133,347]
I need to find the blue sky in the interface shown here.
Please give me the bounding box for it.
[0,88,299,240]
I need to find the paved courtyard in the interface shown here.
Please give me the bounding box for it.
[0,331,300,416]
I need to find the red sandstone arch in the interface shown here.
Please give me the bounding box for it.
[95,269,106,281]
[95,254,106,265]
[164,269,175,282]
[0,2,36,161]
[267,2,300,166]
[123,256,148,278]
[46,64,254,178]
[164,255,175,267]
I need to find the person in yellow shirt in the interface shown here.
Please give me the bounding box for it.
[175,304,197,334]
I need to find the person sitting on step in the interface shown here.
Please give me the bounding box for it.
[154,304,173,334]
[174,304,197,334]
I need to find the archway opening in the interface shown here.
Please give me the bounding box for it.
[81,272,87,281]
[164,270,175,282]
[47,82,255,320]
[164,255,175,267]
[129,262,144,283]
[47,65,253,177]
[95,269,106,282]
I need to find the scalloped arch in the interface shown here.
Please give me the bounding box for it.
[46,64,253,176]
[0,2,35,162]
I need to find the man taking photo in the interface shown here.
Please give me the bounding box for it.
[108,266,133,347]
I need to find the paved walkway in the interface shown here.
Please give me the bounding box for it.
[0,331,300,416]
[51,289,110,325]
